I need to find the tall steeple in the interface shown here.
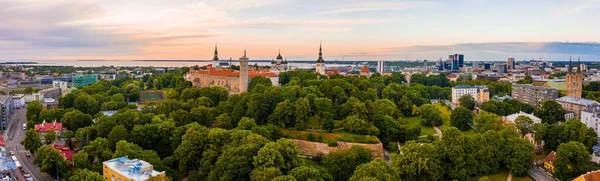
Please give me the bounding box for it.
[317,42,324,63]
[568,56,572,73]
[577,56,581,73]
[213,44,219,61]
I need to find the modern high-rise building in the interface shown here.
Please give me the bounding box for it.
[376,61,385,73]
[448,54,464,70]
[458,54,464,68]
[472,61,479,70]
[507,58,515,69]
[512,84,559,106]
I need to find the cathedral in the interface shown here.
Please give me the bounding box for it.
[270,50,289,73]
[566,56,583,98]
[315,43,325,74]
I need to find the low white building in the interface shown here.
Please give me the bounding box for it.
[451,85,490,104]
[52,80,68,91]
[581,105,600,142]
[503,111,544,151]
[24,93,42,103]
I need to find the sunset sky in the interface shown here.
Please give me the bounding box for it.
[2,0,600,61]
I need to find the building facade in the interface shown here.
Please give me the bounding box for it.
[34,121,66,143]
[103,156,166,181]
[315,44,326,75]
[555,96,599,120]
[507,58,515,69]
[39,87,61,99]
[451,85,490,104]
[73,74,98,87]
[511,84,559,106]
[503,112,544,151]
[12,94,25,109]
[0,95,13,131]
[580,104,600,141]
[566,56,583,98]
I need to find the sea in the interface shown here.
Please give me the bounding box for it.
[2,59,364,68]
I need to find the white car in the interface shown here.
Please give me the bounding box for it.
[9,151,14,155]
[23,123,27,130]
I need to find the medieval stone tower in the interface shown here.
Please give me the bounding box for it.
[566,56,583,98]
[239,49,249,93]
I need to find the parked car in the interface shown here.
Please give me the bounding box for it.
[9,151,14,155]
[26,152,30,157]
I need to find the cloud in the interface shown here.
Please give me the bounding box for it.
[383,42,600,60]
[316,1,433,15]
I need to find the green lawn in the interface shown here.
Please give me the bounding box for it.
[435,103,452,131]
[472,169,533,181]
[405,116,436,136]
[139,90,166,102]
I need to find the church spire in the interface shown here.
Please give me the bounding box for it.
[568,56,572,73]
[577,56,581,72]
[213,44,219,61]
[317,42,324,63]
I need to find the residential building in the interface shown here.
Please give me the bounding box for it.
[315,44,326,75]
[34,121,66,143]
[544,151,557,173]
[555,96,599,120]
[41,98,59,110]
[511,84,559,106]
[73,74,98,87]
[0,95,13,131]
[52,145,74,166]
[566,56,583,98]
[53,81,68,91]
[12,94,25,109]
[24,93,42,103]
[103,156,166,181]
[40,76,53,85]
[580,105,600,141]
[503,112,544,151]
[574,170,600,181]
[451,85,490,104]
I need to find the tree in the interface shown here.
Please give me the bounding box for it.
[27,101,43,122]
[372,99,397,119]
[108,125,129,149]
[72,151,92,170]
[61,110,93,131]
[268,100,296,128]
[451,107,473,131]
[349,158,399,181]
[504,138,534,176]
[458,94,475,110]
[33,146,68,179]
[514,115,533,137]
[473,111,503,133]
[289,166,333,181]
[295,98,311,130]
[250,76,273,91]
[253,139,302,172]
[73,94,100,115]
[238,117,257,130]
[250,167,282,181]
[174,125,209,173]
[554,141,591,180]
[438,127,469,180]
[83,137,113,162]
[69,169,104,181]
[533,100,565,124]
[419,104,444,126]
[344,115,379,136]
[272,175,298,181]
[22,129,42,154]
[44,130,56,145]
[391,140,443,180]
[322,146,371,181]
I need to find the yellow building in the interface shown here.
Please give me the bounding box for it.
[544,151,557,173]
[103,156,166,181]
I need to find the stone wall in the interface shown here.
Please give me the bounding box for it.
[290,139,384,159]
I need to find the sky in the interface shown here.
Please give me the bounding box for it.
[1,0,600,61]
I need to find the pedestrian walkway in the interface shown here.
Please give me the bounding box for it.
[507,171,512,181]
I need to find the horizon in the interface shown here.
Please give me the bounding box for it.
[2,0,600,61]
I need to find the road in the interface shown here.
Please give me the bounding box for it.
[4,105,53,181]
[528,167,555,181]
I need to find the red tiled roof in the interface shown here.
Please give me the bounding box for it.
[0,136,4,147]
[446,74,458,78]
[580,170,600,181]
[53,145,73,160]
[545,151,557,164]
[360,65,370,73]
[34,122,65,132]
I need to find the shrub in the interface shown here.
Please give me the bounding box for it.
[344,115,379,136]
[307,133,316,141]
[328,141,339,147]
[387,142,398,152]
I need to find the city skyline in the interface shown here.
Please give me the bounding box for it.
[2,0,600,61]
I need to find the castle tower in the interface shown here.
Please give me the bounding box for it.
[239,49,249,93]
[315,43,325,74]
[566,56,583,98]
[213,44,219,68]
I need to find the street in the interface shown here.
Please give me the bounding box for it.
[4,106,53,181]
[528,167,555,181]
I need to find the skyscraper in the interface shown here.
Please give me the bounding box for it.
[458,54,464,68]
[377,61,384,73]
[448,54,464,71]
[507,58,515,69]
